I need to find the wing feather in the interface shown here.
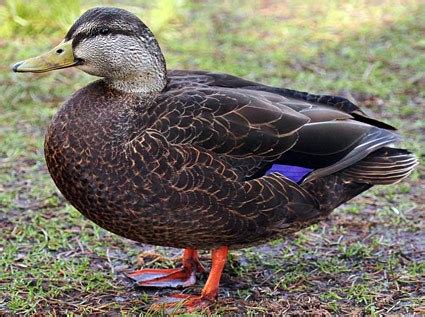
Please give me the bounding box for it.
[163,70,402,180]
[152,87,310,161]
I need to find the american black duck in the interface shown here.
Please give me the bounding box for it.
[12,7,417,310]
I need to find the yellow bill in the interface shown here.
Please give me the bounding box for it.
[12,40,79,73]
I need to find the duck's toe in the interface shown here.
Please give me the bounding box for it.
[126,267,197,288]
[126,248,205,288]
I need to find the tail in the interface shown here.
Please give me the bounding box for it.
[340,147,418,185]
[301,147,417,213]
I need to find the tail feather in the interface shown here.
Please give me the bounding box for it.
[303,127,400,183]
[341,147,418,185]
[301,147,417,214]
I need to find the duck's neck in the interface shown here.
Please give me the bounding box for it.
[105,47,168,95]
[107,70,167,95]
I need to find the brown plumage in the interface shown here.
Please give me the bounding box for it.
[13,7,417,310]
[43,70,417,249]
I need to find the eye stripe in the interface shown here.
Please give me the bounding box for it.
[72,29,136,48]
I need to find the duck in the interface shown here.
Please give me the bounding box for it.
[12,7,417,311]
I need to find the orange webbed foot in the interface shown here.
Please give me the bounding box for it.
[149,246,229,313]
[126,267,197,288]
[126,248,204,288]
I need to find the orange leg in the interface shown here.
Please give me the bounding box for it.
[126,248,205,288]
[156,246,229,311]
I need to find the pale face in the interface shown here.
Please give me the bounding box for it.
[73,30,151,79]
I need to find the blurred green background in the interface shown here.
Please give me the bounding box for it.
[1,0,424,315]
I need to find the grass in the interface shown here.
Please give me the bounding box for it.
[1,0,424,315]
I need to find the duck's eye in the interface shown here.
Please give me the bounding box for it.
[99,27,110,35]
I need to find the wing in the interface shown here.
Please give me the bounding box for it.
[166,70,400,182]
[149,86,311,176]
[168,70,396,130]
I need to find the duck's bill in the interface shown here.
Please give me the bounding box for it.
[12,40,79,73]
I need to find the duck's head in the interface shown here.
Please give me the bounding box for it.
[12,7,167,94]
